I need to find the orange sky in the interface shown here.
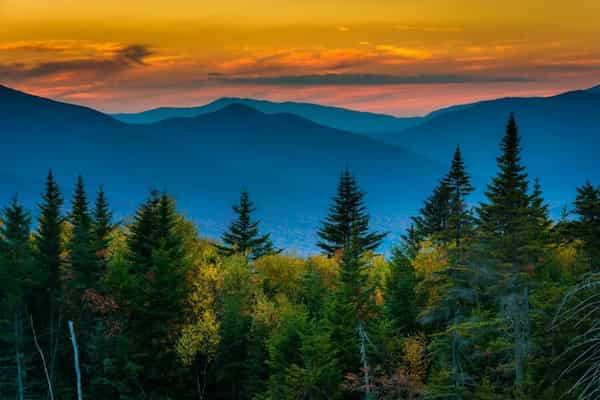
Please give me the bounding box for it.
[2,1,600,115]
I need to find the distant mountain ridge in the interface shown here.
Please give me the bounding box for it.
[113,97,424,134]
[2,83,600,252]
[379,88,600,213]
[0,84,443,253]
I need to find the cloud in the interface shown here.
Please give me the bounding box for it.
[215,48,376,76]
[375,45,433,60]
[215,73,536,86]
[0,44,153,80]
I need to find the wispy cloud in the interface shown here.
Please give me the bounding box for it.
[0,44,152,80]
[216,73,536,86]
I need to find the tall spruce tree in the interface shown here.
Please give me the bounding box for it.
[476,114,541,392]
[429,146,476,390]
[477,114,533,286]
[443,145,475,255]
[219,189,278,260]
[126,192,191,397]
[317,168,386,256]
[34,170,64,395]
[92,186,113,270]
[69,175,96,290]
[35,170,64,297]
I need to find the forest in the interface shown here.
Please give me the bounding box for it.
[0,114,599,400]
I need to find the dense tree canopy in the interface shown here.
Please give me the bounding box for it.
[0,115,598,399]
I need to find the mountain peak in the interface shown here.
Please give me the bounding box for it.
[216,102,261,115]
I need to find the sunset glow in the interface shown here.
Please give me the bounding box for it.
[2,1,600,114]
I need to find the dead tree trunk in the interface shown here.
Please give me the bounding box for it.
[68,321,83,400]
[358,323,372,399]
[30,315,54,400]
[14,311,25,400]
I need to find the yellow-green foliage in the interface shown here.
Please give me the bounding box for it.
[176,241,222,366]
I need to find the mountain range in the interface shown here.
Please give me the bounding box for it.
[0,84,441,252]
[113,97,423,134]
[2,84,599,252]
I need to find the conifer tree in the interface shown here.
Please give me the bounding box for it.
[443,145,475,255]
[67,175,101,385]
[0,197,35,400]
[0,197,34,308]
[423,147,476,391]
[92,186,113,270]
[35,170,64,296]
[325,225,378,399]
[125,192,191,396]
[33,170,64,394]
[219,189,278,260]
[412,179,451,244]
[477,114,533,286]
[326,238,370,383]
[127,190,161,270]
[69,175,96,290]
[526,178,552,260]
[384,247,417,334]
[317,168,386,256]
[1,197,34,295]
[573,181,600,272]
[476,114,541,391]
[402,223,422,260]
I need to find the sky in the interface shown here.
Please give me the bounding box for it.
[2,1,600,116]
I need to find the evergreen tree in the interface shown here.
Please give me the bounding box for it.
[402,223,422,260]
[127,190,161,270]
[33,170,64,396]
[317,168,386,256]
[125,192,191,397]
[69,175,96,290]
[219,189,278,260]
[420,146,477,392]
[477,114,544,392]
[326,229,376,399]
[443,145,475,255]
[526,178,552,260]
[0,197,36,400]
[0,197,34,299]
[478,114,531,265]
[573,181,600,272]
[384,247,418,334]
[92,186,113,270]
[35,170,64,296]
[412,179,451,244]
